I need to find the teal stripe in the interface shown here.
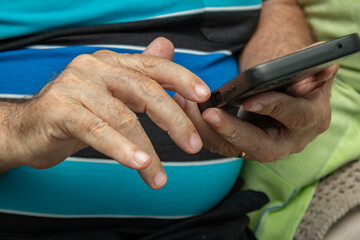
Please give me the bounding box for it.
[0,0,261,38]
[0,159,242,217]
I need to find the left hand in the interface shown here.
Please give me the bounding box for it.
[173,65,338,162]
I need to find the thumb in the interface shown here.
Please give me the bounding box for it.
[143,37,175,61]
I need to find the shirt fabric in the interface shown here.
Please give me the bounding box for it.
[0,0,268,239]
[240,0,360,239]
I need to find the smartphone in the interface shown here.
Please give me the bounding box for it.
[198,33,360,113]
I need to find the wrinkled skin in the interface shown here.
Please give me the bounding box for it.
[174,63,338,162]
[0,37,211,189]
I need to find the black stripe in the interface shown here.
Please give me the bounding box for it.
[0,10,260,162]
[0,11,260,53]
[73,113,225,162]
[0,97,225,162]
[0,212,177,236]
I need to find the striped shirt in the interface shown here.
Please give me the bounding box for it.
[0,0,266,237]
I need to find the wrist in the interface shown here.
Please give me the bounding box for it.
[0,158,19,174]
[240,0,313,70]
[0,102,23,174]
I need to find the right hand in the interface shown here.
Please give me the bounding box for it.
[0,37,210,189]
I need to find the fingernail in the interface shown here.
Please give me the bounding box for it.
[133,150,151,167]
[154,169,167,188]
[195,84,210,99]
[189,133,202,151]
[174,94,186,109]
[248,103,263,112]
[203,110,221,127]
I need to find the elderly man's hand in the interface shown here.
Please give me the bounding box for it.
[0,37,210,188]
[174,64,338,162]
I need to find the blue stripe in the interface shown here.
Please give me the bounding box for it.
[0,159,242,217]
[0,44,242,217]
[0,46,239,96]
[0,0,262,38]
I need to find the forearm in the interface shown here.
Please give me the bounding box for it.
[0,102,20,174]
[240,0,313,70]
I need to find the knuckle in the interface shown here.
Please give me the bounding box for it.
[254,145,278,163]
[318,119,331,134]
[161,110,189,133]
[293,103,331,134]
[60,71,83,86]
[290,108,313,130]
[171,111,189,127]
[293,144,306,154]
[205,140,238,157]
[317,107,332,134]
[41,87,62,104]
[293,114,312,130]
[267,100,286,117]
[62,106,78,123]
[137,54,161,71]
[114,53,131,66]
[93,49,114,56]
[61,105,85,135]
[220,143,239,157]
[37,85,69,113]
[141,79,163,94]
[116,108,141,132]
[118,111,139,129]
[291,134,310,154]
[223,127,241,144]
[85,119,110,136]
[288,133,308,155]
[141,80,169,107]
[69,54,97,67]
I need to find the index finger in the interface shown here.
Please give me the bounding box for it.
[286,64,339,97]
[75,90,168,189]
[93,51,211,102]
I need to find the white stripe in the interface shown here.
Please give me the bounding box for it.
[0,209,197,219]
[27,45,65,49]
[163,157,240,166]
[65,156,240,166]
[174,47,231,56]
[89,44,231,55]
[204,5,262,11]
[0,94,32,99]
[26,44,231,56]
[25,4,257,56]
[86,44,146,52]
[66,157,118,164]
[148,5,262,20]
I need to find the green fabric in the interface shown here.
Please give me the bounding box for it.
[241,1,360,238]
[255,184,315,240]
[241,81,360,239]
[299,0,360,91]
[241,160,298,231]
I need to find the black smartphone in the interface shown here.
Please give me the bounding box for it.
[198,33,360,113]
